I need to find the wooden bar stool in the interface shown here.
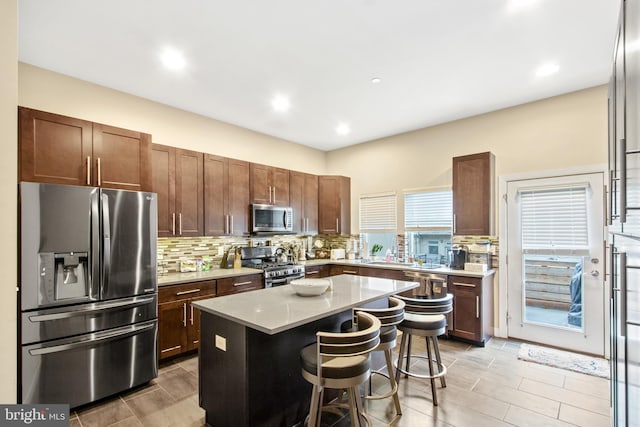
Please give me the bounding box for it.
[393,294,453,406]
[300,311,381,427]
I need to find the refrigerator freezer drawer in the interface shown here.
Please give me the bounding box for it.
[21,294,157,345]
[21,320,158,408]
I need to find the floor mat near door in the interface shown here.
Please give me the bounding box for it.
[518,343,610,378]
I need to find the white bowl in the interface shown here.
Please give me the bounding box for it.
[291,278,331,296]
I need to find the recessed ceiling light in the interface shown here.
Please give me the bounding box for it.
[536,63,559,77]
[507,0,539,13]
[336,123,350,135]
[272,96,290,112]
[160,48,186,71]
[371,77,382,84]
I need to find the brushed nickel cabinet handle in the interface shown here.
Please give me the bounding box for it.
[176,289,201,296]
[190,304,194,325]
[161,345,181,353]
[233,281,253,287]
[336,218,339,233]
[476,296,480,318]
[179,213,183,235]
[97,157,102,186]
[343,270,357,274]
[453,282,476,288]
[182,303,187,327]
[306,271,319,275]
[86,156,91,185]
[172,213,176,235]
[230,215,234,234]
[273,187,276,204]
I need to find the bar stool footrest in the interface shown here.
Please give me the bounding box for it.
[394,355,448,380]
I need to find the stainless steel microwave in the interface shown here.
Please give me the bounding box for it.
[251,204,294,233]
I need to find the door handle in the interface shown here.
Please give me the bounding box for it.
[86,156,91,185]
[182,303,187,327]
[97,157,102,186]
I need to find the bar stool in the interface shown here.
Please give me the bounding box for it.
[393,293,453,406]
[300,311,381,427]
[342,296,406,417]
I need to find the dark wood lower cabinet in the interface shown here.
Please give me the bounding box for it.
[329,265,360,276]
[304,264,330,278]
[158,280,216,360]
[449,274,494,346]
[217,274,264,296]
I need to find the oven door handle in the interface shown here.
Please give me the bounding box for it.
[269,277,290,285]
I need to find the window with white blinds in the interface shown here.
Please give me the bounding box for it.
[404,190,452,230]
[519,186,589,249]
[359,193,397,232]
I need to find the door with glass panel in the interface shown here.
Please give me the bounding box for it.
[506,173,605,355]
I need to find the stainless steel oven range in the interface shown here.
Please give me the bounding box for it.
[240,246,305,287]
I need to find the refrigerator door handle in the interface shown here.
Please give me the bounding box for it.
[28,321,156,356]
[620,252,627,338]
[102,193,111,298]
[91,189,101,301]
[28,296,156,322]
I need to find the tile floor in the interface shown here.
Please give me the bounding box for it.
[69,337,611,427]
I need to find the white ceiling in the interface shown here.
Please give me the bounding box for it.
[18,0,620,151]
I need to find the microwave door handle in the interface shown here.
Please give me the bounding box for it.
[102,193,111,298]
[90,190,100,300]
[283,210,287,227]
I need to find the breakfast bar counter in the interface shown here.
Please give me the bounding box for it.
[192,275,419,427]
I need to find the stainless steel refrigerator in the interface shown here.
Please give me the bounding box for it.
[19,182,158,409]
[609,0,640,424]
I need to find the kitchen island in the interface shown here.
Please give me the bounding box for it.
[192,274,419,427]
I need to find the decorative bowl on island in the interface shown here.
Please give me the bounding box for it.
[291,278,331,296]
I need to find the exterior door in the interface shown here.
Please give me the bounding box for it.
[506,172,606,355]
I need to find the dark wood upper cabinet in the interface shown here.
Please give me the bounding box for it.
[318,175,350,235]
[452,152,495,236]
[92,123,151,191]
[290,171,318,234]
[151,144,176,237]
[151,144,203,237]
[204,154,250,236]
[19,107,93,186]
[175,148,204,236]
[19,107,151,191]
[250,163,290,206]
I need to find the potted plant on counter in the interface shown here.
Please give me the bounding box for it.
[370,243,383,260]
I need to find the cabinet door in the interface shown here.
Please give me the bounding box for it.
[271,167,290,206]
[305,265,330,278]
[227,159,250,235]
[250,163,271,204]
[290,172,306,233]
[304,173,318,233]
[158,300,188,360]
[92,123,151,191]
[187,295,213,351]
[319,176,351,235]
[19,107,93,186]
[152,144,176,237]
[329,265,359,276]
[217,274,263,296]
[452,152,494,236]
[175,149,204,236]
[204,154,227,236]
[450,278,481,341]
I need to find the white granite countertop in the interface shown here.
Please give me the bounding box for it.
[192,274,419,335]
[302,259,495,278]
[158,267,263,286]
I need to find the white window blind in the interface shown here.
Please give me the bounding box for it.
[404,190,452,230]
[359,193,397,232]
[520,186,589,249]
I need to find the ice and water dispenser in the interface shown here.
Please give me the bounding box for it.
[39,251,90,305]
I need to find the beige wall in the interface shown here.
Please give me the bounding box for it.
[1,0,18,404]
[326,85,608,232]
[18,63,328,175]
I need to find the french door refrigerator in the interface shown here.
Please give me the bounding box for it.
[609,0,640,425]
[19,182,158,409]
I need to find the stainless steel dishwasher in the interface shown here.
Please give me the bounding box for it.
[403,271,452,332]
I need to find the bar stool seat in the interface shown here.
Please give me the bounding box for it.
[300,311,381,427]
[341,296,405,418]
[394,293,453,406]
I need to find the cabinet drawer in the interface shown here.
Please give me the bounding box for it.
[305,265,330,278]
[217,274,263,296]
[159,280,216,303]
[449,276,482,289]
[329,265,360,276]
